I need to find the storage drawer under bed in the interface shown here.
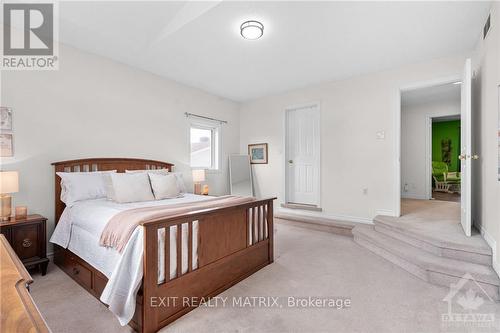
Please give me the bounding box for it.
[54,247,143,330]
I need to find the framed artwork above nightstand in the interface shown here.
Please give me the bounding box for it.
[0,214,49,275]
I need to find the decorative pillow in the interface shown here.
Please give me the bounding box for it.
[107,173,155,203]
[170,172,187,193]
[56,171,117,206]
[148,173,181,200]
[126,169,186,193]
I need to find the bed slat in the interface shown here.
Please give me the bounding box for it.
[188,222,193,273]
[176,224,182,278]
[252,207,257,244]
[164,227,170,283]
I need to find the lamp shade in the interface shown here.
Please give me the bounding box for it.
[0,171,19,194]
[192,169,206,183]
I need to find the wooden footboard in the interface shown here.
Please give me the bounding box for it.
[141,198,275,333]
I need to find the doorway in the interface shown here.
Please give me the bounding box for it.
[397,59,474,237]
[431,116,461,203]
[284,103,321,207]
[401,83,461,203]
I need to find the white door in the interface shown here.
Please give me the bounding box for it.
[285,104,320,206]
[460,58,472,236]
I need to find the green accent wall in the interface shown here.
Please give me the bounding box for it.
[432,120,461,172]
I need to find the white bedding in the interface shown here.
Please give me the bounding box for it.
[50,194,212,326]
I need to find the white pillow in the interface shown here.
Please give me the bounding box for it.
[56,171,116,206]
[148,173,181,200]
[108,173,155,203]
[126,169,186,193]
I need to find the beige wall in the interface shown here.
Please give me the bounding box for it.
[472,2,500,273]
[0,44,240,253]
[240,55,465,222]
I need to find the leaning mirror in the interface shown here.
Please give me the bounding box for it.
[229,155,253,197]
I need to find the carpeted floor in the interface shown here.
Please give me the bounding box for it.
[31,223,500,333]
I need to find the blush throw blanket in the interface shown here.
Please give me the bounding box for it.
[100,195,255,252]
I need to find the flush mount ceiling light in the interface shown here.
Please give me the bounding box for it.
[240,20,264,40]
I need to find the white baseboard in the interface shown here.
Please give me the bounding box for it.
[375,209,397,217]
[276,207,373,225]
[401,193,429,200]
[479,226,500,277]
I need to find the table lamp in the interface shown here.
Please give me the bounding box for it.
[192,169,206,195]
[0,171,19,221]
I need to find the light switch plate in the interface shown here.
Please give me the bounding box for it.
[376,131,385,140]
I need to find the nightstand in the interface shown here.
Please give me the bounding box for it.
[0,214,49,275]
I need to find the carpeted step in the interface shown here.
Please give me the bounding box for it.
[274,211,355,237]
[353,225,500,300]
[373,217,492,266]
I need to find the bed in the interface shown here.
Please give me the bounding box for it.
[50,158,275,333]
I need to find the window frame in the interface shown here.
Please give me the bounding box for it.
[189,119,222,172]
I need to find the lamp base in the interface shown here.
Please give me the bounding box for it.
[194,183,202,195]
[0,195,12,221]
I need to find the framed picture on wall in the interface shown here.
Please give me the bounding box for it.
[0,133,13,157]
[248,143,268,164]
[0,107,12,131]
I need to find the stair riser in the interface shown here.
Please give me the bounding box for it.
[428,272,500,301]
[275,218,353,237]
[354,234,428,280]
[356,228,498,285]
[374,224,492,266]
[354,233,500,301]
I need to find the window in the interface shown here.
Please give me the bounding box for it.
[190,122,220,170]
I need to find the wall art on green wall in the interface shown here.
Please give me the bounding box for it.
[433,120,461,173]
[441,138,452,166]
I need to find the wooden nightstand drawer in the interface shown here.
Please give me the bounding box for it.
[12,224,40,260]
[0,214,49,275]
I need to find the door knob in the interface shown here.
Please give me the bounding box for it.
[288,160,293,164]
[472,154,479,160]
[458,154,467,160]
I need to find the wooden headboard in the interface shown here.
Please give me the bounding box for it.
[52,158,174,224]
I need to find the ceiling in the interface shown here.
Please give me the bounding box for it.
[401,82,461,108]
[51,1,492,101]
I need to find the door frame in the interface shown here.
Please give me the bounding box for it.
[395,75,461,217]
[426,115,433,200]
[284,101,321,207]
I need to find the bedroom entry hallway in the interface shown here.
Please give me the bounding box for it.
[398,59,474,237]
[353,58,499,299]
